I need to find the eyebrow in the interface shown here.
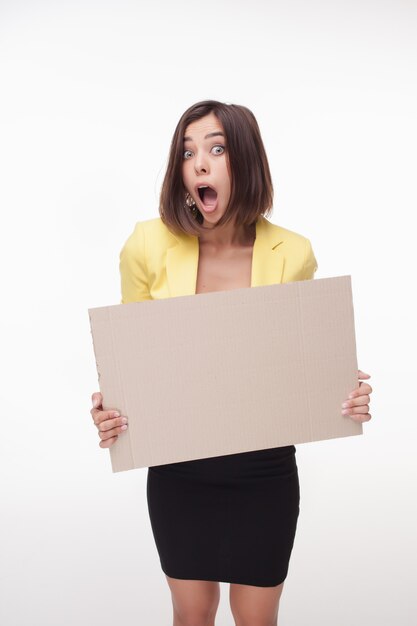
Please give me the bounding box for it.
[183,131,225,142]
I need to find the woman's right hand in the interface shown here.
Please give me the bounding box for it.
[90,392,128,448]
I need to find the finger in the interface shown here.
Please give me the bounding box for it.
[99,436,118,448]
[91,392,103,409]
[98,424,128,440]
[343,404,369,416]
[358,381,373,393]
[348,412,372,423]
[348,383,372,398]
[98,416,128,432]
[358,370,371,379]
[91,409,121,426]
[342,394,370,409]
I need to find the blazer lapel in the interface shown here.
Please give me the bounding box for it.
[166,215,285,298]
[166,231,199,298]
[251,215,285,288]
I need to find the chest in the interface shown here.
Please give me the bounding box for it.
[195,245,255,294]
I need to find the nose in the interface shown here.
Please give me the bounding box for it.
[194,152,209,174]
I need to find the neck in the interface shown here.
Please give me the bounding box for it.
[198,218,256,249]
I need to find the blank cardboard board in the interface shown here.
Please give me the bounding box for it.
[88,275,362,473]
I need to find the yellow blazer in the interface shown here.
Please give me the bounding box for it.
[119,214,318,304]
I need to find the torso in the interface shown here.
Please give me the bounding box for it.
[195,240,255,294]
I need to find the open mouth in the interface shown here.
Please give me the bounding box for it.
[197,185,218,207]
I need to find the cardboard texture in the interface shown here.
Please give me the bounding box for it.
[88,275,362,473]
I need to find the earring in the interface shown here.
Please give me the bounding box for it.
[185,192,196,208]
[185,192,199,217]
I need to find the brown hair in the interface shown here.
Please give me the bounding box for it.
[159,100,274,236]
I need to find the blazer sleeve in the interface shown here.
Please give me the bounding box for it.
[119,222,152,303]
[302,238,318,280]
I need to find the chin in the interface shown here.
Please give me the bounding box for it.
[203,213,224,226]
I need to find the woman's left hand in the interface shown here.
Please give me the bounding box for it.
[341,369,373,423]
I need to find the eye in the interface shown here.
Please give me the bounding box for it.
[211,145,225,155]
[183,149,193,159]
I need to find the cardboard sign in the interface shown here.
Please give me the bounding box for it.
[88,275,361,473]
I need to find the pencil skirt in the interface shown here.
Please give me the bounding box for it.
[146,444,300,587]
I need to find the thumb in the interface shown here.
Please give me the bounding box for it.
[92,392,102,409]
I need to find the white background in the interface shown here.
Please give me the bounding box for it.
[0,1,416,625]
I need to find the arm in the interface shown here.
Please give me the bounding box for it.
[90,221,151,448]
[302,237,318,280]
[119,221,152,303]
[300,237,373,421]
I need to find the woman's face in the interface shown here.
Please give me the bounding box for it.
[182,112,231,224]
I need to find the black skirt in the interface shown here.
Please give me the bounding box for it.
[146,444,300,587]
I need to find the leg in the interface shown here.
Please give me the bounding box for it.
[165,574,221,626]
[229,581,284,626]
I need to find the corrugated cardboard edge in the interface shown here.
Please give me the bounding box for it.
[88,308,135,471]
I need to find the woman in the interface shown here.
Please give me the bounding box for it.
[90,100,372,626]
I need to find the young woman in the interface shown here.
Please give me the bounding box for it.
[90,100,372,626]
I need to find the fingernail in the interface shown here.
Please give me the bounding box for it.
[349,393,355,398]
[121,424,128,431]
[113,411,120,417]
[342,402,349,408]
[121,417,128,424]
[93,396,99,408]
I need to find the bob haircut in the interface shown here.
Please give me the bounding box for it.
[159,100,274,237]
